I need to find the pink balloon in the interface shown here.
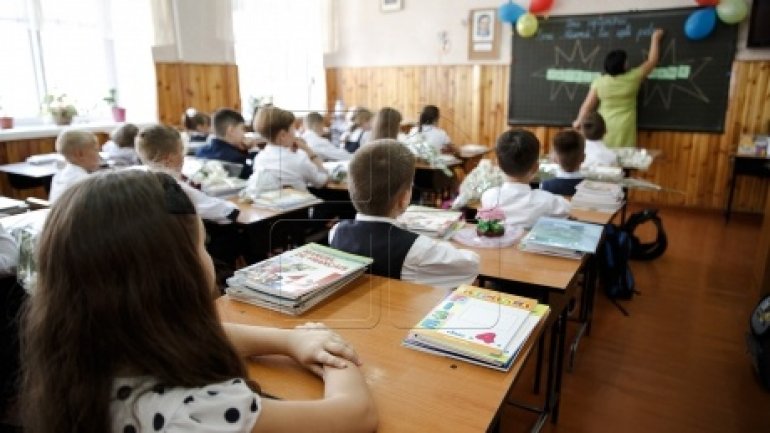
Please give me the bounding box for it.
[695,0,719,5]
[529,0,554,14]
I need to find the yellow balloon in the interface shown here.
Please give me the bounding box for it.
[517,13,539,38]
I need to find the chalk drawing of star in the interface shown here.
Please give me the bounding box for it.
[641,39,711,110]
[530,40,601,101]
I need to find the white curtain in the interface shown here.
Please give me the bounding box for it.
[232,0,327,117]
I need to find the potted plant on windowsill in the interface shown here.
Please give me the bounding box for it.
[42,94,78,126]
[0,101,13,129]
[104,88,125,122]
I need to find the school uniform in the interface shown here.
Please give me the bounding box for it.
[480,181,570,228]
[583,139,618,168]
[103,147,140,167]
[329,214,480,291]
[250,144,328,192]
[341,128,371,153]
[301,129,352,161]
[49,162,89,203]
[540,169,584,196]
[408,125,451,152]
[196,137,252,179]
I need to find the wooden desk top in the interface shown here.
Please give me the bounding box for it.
[568,207,617,225]
[0,162,59,178]
[216,275,547,433]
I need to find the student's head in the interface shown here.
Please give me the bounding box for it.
[212,108,245,145]
[136,124,185,172]
[304,111,325,134]
[55,129,101,172]
[552,130,585,173]
[418,105,440,128]
[255,106,296,146]
[581,112,606,141]
[604,50,627,76]
[371,107,403,140]
[110,123,139,149]
[495,129,540,179]
[348,107,373,131]
[22,170,251,432]
[181,108,210,133]
[348,139,415,217]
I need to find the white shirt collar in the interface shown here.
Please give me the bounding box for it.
[355,213,405,228]
[555,169,584,179]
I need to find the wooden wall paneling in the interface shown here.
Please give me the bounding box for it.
[156,63,240,127]
[155,63,183,126]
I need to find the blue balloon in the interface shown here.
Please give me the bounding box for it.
[499,2,525,24]
[684,7,717,40]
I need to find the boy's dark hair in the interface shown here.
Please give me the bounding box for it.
[371,107,403,140]
[348,139,415,216]
[418,105,440,131]
[495,129,540,178]
[135,124,182,164]
[553,130,585,173]
[255,106,295,142]
[212,108,245,137]
[581,112,606,141]
[111,123,139,148]
[604,50,627,76]
[181,108,210,131]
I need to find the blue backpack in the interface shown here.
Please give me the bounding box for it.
[600,223,636,316]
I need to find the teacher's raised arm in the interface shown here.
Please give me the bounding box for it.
[572,28,665,148]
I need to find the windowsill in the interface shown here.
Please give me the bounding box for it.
[0,120,156,141]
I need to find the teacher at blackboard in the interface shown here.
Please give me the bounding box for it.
[572,29,665,148]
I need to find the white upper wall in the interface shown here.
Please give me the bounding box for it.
[152,0,235,63]
[324,0,769,67]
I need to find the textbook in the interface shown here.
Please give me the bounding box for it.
[397,205,464,239]
[249,188,322,211]
[519,217,604,259]
[570,180,624,213]
[228,243,372,301]
[402,285,547,371]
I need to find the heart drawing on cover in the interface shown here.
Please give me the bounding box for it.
[475,332,496,344]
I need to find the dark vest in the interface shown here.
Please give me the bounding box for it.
[344,129,364,153]
[331,220,419,279]
[540,177,583,196]
[196,137,253,179]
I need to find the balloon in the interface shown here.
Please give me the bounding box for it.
[499,2,526,23]
[516,13,539,37]
[684,7,717,40]
[694,0,719,5]
[716,0,748,24]
[529,0,554,14]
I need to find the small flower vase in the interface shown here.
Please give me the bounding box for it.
[52,112,73,126]
[0,117,13,129]
[112,107,126,122]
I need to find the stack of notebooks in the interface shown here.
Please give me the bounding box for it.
[571,180,624,212]
[226,243,372,315]
[403,285,549,371]
[519,216,604,259]
[250,188,322,211]
[397,205,464,239]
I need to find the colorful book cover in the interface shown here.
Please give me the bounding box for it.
[232,243,372,300]
[409,285,536,358]
[521,217,603,255]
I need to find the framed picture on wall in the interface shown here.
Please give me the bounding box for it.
[381,0,403,12]
[468,8,501,60]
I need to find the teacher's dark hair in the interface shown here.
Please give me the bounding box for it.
[604,50,627,76]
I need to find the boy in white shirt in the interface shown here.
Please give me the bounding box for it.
[251,106,329,191]
[329,139,479,291]
[301,112,352,161]
[541,129,585,196]
[49,129,101,203]
[580,112,618,169]
[481,129,570,228]
[102,123,140,166]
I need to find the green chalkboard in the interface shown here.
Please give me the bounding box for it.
[508,7,738,132]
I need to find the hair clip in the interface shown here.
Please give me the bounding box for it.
[185,108,197,117]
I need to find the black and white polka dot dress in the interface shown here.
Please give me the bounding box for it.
[110,377,261,432]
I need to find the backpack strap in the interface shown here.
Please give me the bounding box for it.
[624,209,668,261]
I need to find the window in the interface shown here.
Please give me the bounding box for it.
[232,0,327,120]
[0,0,155,124]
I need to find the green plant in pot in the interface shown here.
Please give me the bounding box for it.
[42,94,78,126]
[476,207,506,238]
[104,88,126,122]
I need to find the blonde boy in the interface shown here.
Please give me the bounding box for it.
[301,112,353,161]
[135,125,239,224]
[49,129,101,203]
[330,139,479,290]
[480,129,570,228]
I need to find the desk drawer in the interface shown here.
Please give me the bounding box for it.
[734,157,770,178]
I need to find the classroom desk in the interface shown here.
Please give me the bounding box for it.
[0,162,58,192]
[216,275,550,433]
[725,154,770,222]
[229,197,322,225]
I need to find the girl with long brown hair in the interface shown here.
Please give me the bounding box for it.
[22,170,376,433]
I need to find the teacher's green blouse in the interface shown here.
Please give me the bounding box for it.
[591,66,644,148]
